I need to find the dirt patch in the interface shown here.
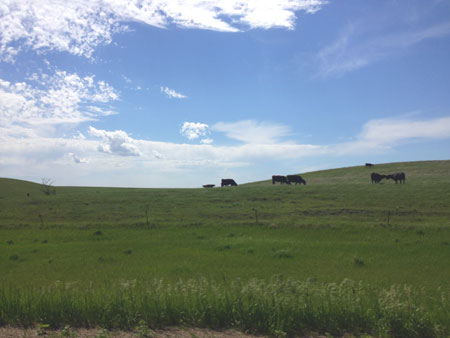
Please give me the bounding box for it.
[0,327,267,338]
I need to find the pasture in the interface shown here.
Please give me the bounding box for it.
[1,160,450,337]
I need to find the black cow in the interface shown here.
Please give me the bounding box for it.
[387,172,406,184]
[286,175,306,185]
[272,175,288,184]
[202,184,215,188]
[365,163,374,167]
[221,179,238,187]
[371,172,386,184]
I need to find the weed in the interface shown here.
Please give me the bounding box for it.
[93,231,103,236]
[353,256,365,267]
[124,249,132,255]
[95,328,110,338]
[216,244,231,251]
[135,320,156,338]
[6,240,13,245]
[274,249,292,258]
[41,239,48,244]
[36,323,50,336]
[61,325,77,337]
[9,254,19,261]
[416,230,425,236]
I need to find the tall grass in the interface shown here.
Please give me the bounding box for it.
[1,278,448,337]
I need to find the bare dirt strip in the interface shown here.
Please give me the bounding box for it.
[0,327,268,338]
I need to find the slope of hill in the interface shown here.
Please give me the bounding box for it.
[1,160,450,336]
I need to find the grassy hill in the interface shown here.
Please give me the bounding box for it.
[1,160,450,336]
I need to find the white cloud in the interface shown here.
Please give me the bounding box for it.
[316,21,450,77]
[213,120,291,144]
[335,116,450,155]
[180,122,209,140]
[69,152,89,164]
[88,126,141,156]
[1,115,450,187]
[200,138,214,145]
[152,150,163,159]
[160,86,187,99]
[0,70,119,133]
[0,0,327,61]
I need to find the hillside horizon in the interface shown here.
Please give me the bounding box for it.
[2,159,448,189]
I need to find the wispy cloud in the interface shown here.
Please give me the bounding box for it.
[160,86,187,99]
[213,120,291,144]
[180,122,210,140]
[316,21,450,77]
[335,116,450,154]
[0,0,327,61]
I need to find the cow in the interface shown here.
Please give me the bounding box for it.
[272,175,288,184]
[365,163,374,167]
[221,179,238,187]
[202,184,215,188]
[387,172,406,184]
[371,172,386,184]
[286,175,306,185]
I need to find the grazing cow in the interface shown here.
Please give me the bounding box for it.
[371,172,386,184]
[365,163,374,167]
[272,175,288,184]
[286,175,306,185]
[202,184,215,188]
[221,179,238,187]
[387,172,406,184]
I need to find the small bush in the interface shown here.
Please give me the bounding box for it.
[353,256,365,267]
[9,254,19,261]
[274,249,293,258]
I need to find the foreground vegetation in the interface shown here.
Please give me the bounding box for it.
[1,278,449,337]
[1,160,450,336]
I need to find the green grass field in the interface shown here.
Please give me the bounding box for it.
[1,160,450,337]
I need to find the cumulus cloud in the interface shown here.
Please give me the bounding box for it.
[213,120,291,144]
[0,70,119,132]
[180,122,210,140]
[69,152,89,164]
[88,126,141,156]
[0,0,327,61]
[160,86,187,99]
[152,150,163,159]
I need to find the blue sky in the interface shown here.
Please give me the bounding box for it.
[1,0,450,187]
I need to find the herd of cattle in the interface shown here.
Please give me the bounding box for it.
[202,164,406,188]
[271,175,306,185]
[202,175,306,188]
[371,172,406,184]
